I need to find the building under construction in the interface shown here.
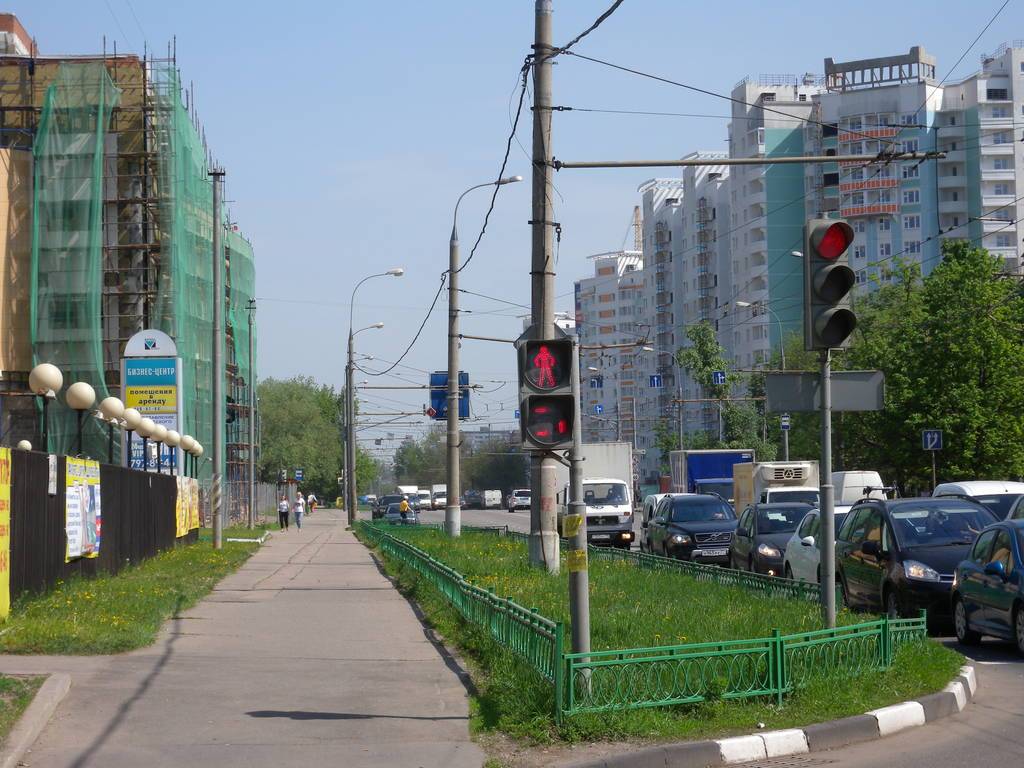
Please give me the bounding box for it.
[0,15,257,519]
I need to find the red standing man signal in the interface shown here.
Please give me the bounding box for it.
[532,344,557,389]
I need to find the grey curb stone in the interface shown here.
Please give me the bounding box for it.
[0,673,71,768]
[918,690,960,721]
[803,714,880,753]
[662,740,724,767]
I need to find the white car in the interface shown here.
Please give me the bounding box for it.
[639,493,670,552]
[783,506,852,583]
[933,480,1024,520]
[508,489,531,512]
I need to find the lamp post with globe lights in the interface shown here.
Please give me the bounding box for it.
[122,408,142,467]
[98,397,124,464]
[28,363,63,452]
[165,430,181,474]
[16,440,31,451]
[66,382,96,457]
[180,435,195,476]
[137,418,155,471]
[151,424,168,474]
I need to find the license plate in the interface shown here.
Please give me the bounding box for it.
[697,548,728,557]
[591,534,611,540]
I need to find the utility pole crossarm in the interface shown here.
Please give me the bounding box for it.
[552,151,944,170]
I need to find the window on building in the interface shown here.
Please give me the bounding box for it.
[903,214,921,230]
[851,192,865,206]
[855,269,866,285]
[994,183,1011,195]
[991,106,1009,118]
[849,117,863,130]
[903,189,920,204]
[878,190,893,203]
[903,138,919,153]
[995,234,1013,248]
[823,122,838,137]
[879,242,892,258]
[798,93,807,102]
[987,88,1009,100]
[994,158,1012,170]
[902,164,919,179]
[823,172,839,186]
[854,245,866,260]
[901,113,918,126]
[854,220,866,233]
[762,93,776,103]
[850,168,865,181]
[906,241,921,254]
[879,218,891,231]
[993,132,1011,145]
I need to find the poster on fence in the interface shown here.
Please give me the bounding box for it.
[65,457,101,561]
[188,478,200,531]
[0,447,11,618]
[175,477,188,538]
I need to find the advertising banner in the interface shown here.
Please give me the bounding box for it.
[0,448,11,618]
[66,458,102,561]
[122,351,182,472]
[175,477,189,538]
[188,478,200,530]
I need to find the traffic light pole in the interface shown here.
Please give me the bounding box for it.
[820,348,836,628]
[446,221,462,538]
[567,338,590,661]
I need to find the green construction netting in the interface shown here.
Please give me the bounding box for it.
[30,62,121,457]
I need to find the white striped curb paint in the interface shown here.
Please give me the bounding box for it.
[718,734,766,763]
[868,700,927,736]
[760,728,809,757]
[960,663,977,696]
[944,679,967,711]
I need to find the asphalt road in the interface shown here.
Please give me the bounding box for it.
[418,506,532,534]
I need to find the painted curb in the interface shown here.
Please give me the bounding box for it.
[559,664,975,768]
[0,673,71,768]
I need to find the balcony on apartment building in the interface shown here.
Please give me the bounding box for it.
[982,191,1017,208]
[938,198,968,215]
[980,141,1014,156]
[981,216,1016,233]
[840,203,900,218]
[937,173,967,189]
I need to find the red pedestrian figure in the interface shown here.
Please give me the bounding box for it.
[533,345,557,388]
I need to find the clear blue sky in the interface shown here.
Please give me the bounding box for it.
[15,0,1021,442]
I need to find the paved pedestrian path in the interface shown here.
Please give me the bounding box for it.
[0,509,484,768]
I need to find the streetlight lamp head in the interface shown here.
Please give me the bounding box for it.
[122,408,142,430]
[735,300,753,308]
[498,175,524,185]
[98,396,125,421]
[151,424,168,443]
[371,322,384,329]
[641,346,655,352]
[137,418,155,438]
[66,382,97,411]
[386,267,405,277]
[790,250,803,258]
[29,363,63,396]
[16,440,31,451]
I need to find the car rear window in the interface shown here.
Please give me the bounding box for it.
[670,497,735,523]
[971,494,1020,519]
[756,505,809,534]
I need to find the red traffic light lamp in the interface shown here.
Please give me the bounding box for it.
[804,218,857,350]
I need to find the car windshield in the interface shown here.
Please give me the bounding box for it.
[971,494,1020,519]
[698,481,733,501]
[384,505,402,515]
[583,483,628,506]
[891,501,997,547]
[515,491,531,498]
[670,497,735,523]
[756,505,809,534]
[770,489,820,505]
[381,495,403,505]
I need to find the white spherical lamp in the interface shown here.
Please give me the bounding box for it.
[165,430,181,448]
[16,440,31,451]
[66,382,97,411]
[98,396,125,421]
[137,418,155,438]
[194,443,204,458]
[122,408,142,431]
[180,434,196,452]
[29,364,62,397]
[151,424,168,443]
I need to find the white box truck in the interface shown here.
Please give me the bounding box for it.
[430,484,447,510]
[483,490,502,509]
[554,442,635,549]
[732,461,820,513]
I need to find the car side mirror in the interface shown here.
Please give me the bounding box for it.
[862,540,881,557]
[801,535,815,547]
[984,561,1008,580]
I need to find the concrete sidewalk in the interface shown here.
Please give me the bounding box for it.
[0,509,484,768]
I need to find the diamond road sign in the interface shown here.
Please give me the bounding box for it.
[922,429,943,451]
[711,370,727,386]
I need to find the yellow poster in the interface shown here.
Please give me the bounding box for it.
[175,477,188,538]
[0,448,11,619]
[65,457,101,561]
[187,478,200,531]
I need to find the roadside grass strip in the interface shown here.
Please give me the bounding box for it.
[360,524,962,743]
[0,675,43,743]
[0,541,258,655]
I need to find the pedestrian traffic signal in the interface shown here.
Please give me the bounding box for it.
[803,218,857,350]
[517,336,575,450]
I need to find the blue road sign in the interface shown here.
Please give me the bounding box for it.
[649,374,663,388]
[589,375,603,389]
[780,414,791,431]
[295,468,304,482]
[429,371,470,420]
[594,404,604,415]
[922,429,943,451]
[514,409,520,419]
[711,370,727,386]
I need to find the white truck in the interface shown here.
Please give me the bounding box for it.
[554,442,635,549]
[483,490,502,509]
[732,461,820,513]
[430,483,447,510]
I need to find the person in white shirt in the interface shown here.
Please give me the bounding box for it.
[294,492,307,530]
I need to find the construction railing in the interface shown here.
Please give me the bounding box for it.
[357,523,928,722]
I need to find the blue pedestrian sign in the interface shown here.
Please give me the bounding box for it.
[594,404,604,415]
[780,414,791,431]
[649,374,663,389]
[295,468,304,482]
[514,409,520,419]
[922,429,943,451]
[711,370,727,386]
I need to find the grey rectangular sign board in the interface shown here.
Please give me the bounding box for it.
[765,371,884,413]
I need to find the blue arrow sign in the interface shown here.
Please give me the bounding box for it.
[922,429,943,451]
[649,374,663,388]
[595,404,604,415]
[514,409,520,419]
[711,370,727,386]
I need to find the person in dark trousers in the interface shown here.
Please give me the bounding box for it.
[277,496,290,530]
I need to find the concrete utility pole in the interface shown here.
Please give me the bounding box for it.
[346,331,356,525]
[248,298,256,529]
[820,349,836,628]
[529,0,559,571]
[567,336,590,659]
[209,167,225,551]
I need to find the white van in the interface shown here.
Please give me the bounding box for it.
[639,493,670,552]
[933,480,1024,519]
[832,471,887,504]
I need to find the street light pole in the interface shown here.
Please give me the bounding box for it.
[447,177,522,538]
[248,298,256,528]
[346,270,404,525]
[210,167,225,551]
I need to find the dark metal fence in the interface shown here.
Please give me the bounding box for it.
[9,450,196,601]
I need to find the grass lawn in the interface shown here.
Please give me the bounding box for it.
[0,540,259,655]
[199,522,273,541]
[0,675,43,744]
[366,528,963,744]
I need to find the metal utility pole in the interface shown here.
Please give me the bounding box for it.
[247,298,256,529]
[782,418,790,461]
[446,219,462,538]
[346,332,356,525]
[819,349,836,628]
[529,0,559,571]
[209,167,225,550]
[677,376,683,449]
[567,337,590,659]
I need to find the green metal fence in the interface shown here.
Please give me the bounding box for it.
[357,523,927,721]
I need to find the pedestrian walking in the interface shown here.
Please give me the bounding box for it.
[277,496,290,530]
[307,493,318,515]
[294,492,306,530]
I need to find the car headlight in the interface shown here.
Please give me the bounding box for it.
[670,533,691,545]
[904,560,941,582]
[757,543,782,558]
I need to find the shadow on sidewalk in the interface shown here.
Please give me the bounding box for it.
[246,710,468,721]
[66,596,186,768]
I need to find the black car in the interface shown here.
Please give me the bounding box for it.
[374,494,406,520]
[646,494,737,565]
[731,503,813,577]
[463,489,484,509]
[836,497,998,621]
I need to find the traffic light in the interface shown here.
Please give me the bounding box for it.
[517,337,575,450]
[804,218,857,350]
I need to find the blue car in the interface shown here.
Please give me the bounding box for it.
[952,519,1024,654]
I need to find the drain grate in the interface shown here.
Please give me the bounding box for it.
[738,756,837,768]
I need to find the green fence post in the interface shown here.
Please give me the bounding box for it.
[772,629,785,706]
[881,614,891,667]
[554,622,565,725]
